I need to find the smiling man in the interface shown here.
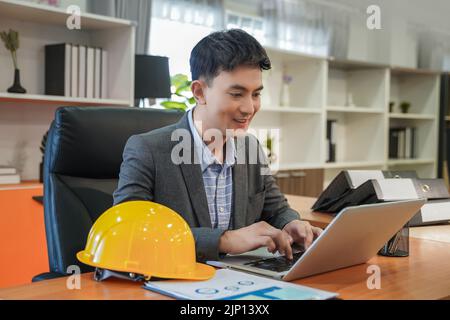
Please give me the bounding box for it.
[113,29,322,262]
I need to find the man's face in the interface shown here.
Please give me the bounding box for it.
[201,65,263,135]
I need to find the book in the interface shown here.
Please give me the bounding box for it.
[101,49,108,98]
[143,269,338,300]
[45,43,72,96]
[326,120,337,162]
[0,174,21,185]
[86,47,95,99]
[389,127,416,159]
[398,129,405,158]
[389,128,400,158]
[94,48,102,99]
[0,166,16,175]
[71,44,79,97]
[78,45,87,98]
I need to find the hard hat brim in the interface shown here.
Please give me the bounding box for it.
[77,250,216,281]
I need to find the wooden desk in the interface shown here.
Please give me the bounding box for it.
[1,195,450,300]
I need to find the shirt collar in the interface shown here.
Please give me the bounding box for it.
[187,108,236,172]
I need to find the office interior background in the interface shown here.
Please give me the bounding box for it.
[1,0,450,291]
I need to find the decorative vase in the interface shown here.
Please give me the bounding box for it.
[7,69,26,94]
[280,82,290,107]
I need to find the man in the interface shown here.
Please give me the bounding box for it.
[113,29,322,262]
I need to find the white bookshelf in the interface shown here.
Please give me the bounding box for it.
[254,47,441,184]
[387,68,440,178]
[0,0,135,180]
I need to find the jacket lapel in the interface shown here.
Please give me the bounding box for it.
[175,113,212,228]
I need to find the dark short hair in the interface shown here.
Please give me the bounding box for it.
[189,29,271,85]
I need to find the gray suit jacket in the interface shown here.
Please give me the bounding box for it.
[113,112,300,261]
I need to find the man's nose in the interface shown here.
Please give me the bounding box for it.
[240,96,256,115]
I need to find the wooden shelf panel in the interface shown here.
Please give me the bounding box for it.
[323,161,385,169]
[389,113,436,120]
[0,93,131,106]
[327,106,384,114]
[388,158,436,166]
[0,0,133,30]
[260,106,322,114]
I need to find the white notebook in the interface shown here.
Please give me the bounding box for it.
[144,269,338,300]
[86,47,95,99]
[78,45,86,98]
[94,48,102,99]
[71,44,79,97]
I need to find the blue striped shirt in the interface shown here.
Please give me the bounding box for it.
[187,109,235,230]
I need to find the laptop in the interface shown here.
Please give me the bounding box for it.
[207,199,425,281]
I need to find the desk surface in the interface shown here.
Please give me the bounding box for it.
[1,195,450,300]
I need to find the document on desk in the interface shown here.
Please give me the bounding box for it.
[143,269,338,300]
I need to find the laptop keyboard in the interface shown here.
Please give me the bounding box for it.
[243,251,305,273]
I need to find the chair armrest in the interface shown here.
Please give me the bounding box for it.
[32,272,66,282]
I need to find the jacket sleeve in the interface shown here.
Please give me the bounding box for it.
[113,134,155,205]
[113,134,224,262]
[252,137,300,229]
[262,172,301,230]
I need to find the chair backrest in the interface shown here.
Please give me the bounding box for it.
[43,106,184,274]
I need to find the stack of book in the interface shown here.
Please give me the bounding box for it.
[389,127,416,159]
[0,166,21,185]
[45,43,108,99]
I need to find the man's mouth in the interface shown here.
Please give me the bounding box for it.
[234,118,249,124]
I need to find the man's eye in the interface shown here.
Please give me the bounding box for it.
[253,92,261,97]
[230,93,242,97]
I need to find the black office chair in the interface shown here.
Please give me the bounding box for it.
[33,107,183,282]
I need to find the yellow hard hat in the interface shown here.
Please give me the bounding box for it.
[77,201,215,281]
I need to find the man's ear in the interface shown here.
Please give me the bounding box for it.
[191,79,207,105]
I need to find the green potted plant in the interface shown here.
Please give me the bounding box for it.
[400,102,411,114]
[264,132,277,164]
[160,74,196,112]
[0,29,26,93]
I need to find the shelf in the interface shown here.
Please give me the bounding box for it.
[390,66,442,76]
[389,113,436,120]
[327,106,384,114]
[276,163,324,171]
[388,159,436,166]
[0,0,133,30]
[0,93,131,106]
[260,106,322,114]
[323,161,385,169]
[328,57,388,70]
[265,46,326,62]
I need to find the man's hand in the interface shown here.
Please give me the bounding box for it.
[219,221,294,259]
[283,220,323,251]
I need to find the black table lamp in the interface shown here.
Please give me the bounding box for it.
[134,55,171,107]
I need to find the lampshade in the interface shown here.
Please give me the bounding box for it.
[134,55,171,99]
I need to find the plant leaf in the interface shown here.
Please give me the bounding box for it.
[171,74,189,90]
[160,101,187,111]
[175,83,191,96]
